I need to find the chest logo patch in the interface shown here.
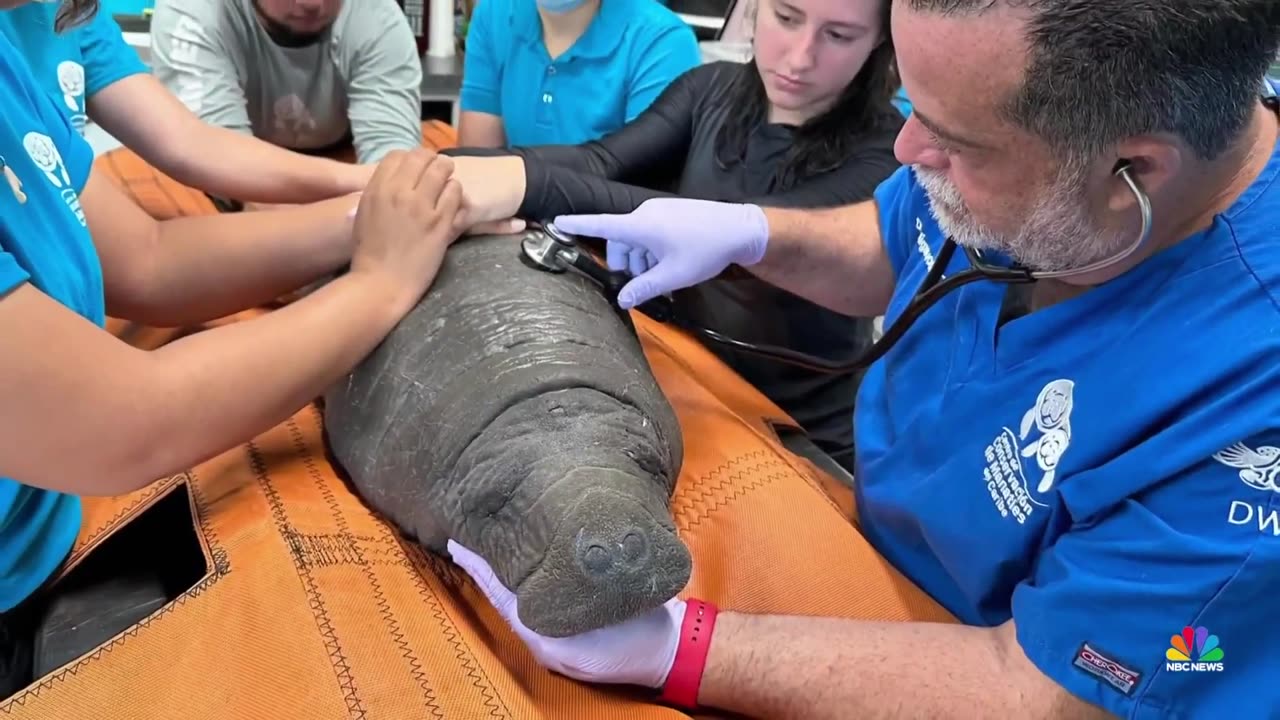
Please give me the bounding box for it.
[1213,442,1280,493]
[23,132,85,226]
[982,378,1075,523]
[273,94,318,141]
[56,61,86,133]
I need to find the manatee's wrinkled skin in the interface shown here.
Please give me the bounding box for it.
[323,232,689,637]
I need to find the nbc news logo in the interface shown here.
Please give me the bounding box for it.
[1166,626,1224,673]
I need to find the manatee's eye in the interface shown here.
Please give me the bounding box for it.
[470,486,513,518]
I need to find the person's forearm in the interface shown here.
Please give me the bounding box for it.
[696,614,1101,720]
[119,196,357,326]
[88,72,362,203]
[446,152,670,226]
[165,122,368,204]
[518,159,672,219]
[131,271,407,488]
[242,201,296,212]
[747,203,897,318]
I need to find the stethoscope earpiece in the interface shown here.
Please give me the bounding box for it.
[1028,160,1153,280]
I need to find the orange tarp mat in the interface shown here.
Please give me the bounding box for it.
[92,148,219,220]
[1,310,953,719]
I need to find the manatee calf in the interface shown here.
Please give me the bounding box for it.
[322,231,689,637]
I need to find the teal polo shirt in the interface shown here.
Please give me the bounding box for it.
[460,0,701,146]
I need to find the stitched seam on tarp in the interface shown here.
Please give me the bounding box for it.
[403,542,513,718]
[673,451,785,532]
[64,478,180,568]
[0,471,229,712]
[247,435,367,719]
[290,409,444,717]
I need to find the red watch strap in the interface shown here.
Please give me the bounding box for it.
[659,599,719,709]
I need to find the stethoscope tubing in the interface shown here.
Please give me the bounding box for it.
[639,164,1153,375]
[654,239,1018,374]
[531,164,1155,376]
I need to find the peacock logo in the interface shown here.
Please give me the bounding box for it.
[1165,626,1224,672]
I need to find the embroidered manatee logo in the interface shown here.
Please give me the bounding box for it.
[1019,379,1074,494]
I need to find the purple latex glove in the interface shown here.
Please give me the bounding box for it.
[447,539,684,689]
[553,198,770,309]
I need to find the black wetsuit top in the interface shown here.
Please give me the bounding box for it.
[450,61,904,471]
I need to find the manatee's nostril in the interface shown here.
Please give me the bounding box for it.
[578,532,650,578]
[621,532,646,563]
[582,544,612,574]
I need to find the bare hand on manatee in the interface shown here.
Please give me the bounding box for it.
[348,148,465,309]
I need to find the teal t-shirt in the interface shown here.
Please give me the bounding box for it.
[0,29,102,612]
[0,3,147,133]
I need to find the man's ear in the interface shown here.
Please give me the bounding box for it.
[1105,136,1184,214]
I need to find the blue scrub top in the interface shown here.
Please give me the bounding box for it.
[460,0,701,146]
[856,136,1280,718]
[0,30,101,612]
[0,3,148,134]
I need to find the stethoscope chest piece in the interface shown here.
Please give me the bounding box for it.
[519,229,569,273]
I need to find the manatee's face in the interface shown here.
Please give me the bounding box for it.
[320,231,688,637]
[505,470,691,638]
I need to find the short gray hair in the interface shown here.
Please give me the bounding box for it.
[907,0,1280,162]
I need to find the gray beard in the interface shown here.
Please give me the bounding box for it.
[913,165,1129,273]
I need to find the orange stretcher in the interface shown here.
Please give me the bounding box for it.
[1,310,953,720]
[2,124,955,718]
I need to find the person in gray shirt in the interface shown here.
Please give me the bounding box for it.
[150,0,424,167]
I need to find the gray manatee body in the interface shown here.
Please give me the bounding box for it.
[323,232,689,637]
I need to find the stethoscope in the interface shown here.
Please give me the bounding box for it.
[520,163,1154,374]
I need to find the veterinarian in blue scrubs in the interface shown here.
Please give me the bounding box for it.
[445,3,1280,719]
[458,0,701,147]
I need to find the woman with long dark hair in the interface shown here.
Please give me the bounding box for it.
[451,0,904,471]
